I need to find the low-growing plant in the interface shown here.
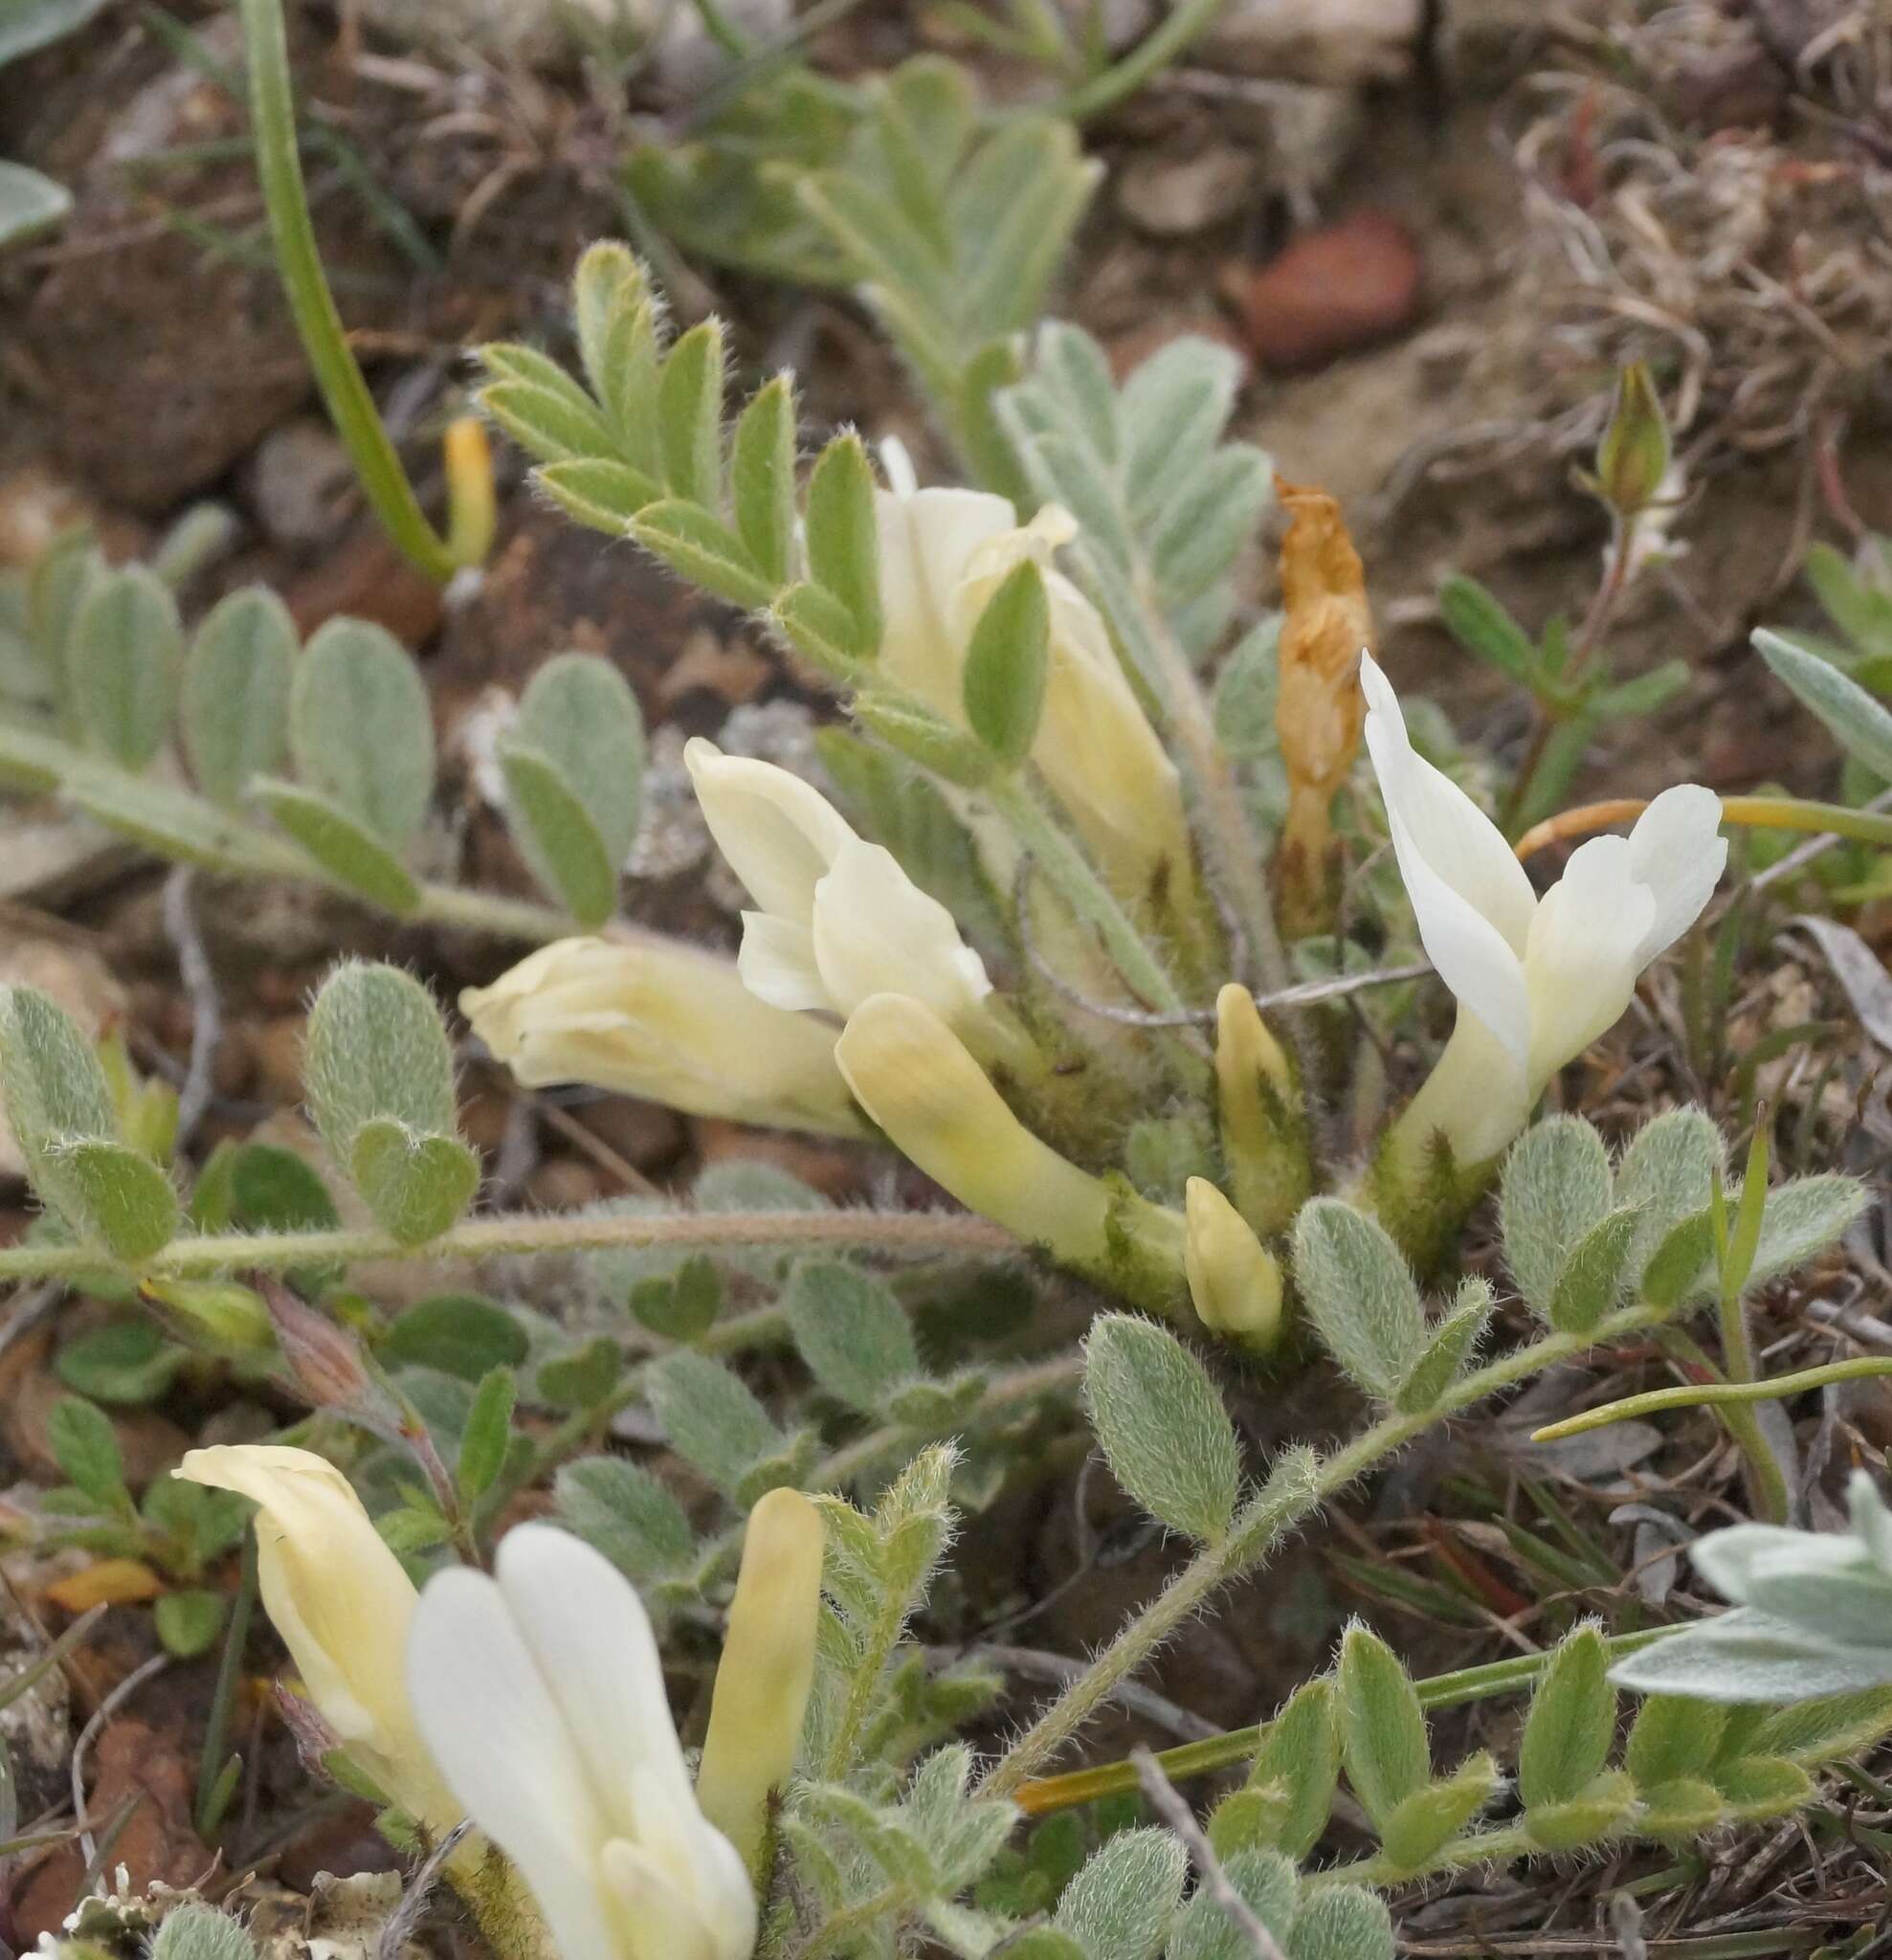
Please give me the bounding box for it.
[7,20,1892,1953]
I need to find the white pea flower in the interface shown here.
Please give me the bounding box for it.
[459,935,862,1137]
[873,471,1193,905]
[1361,654,1725,1166]
[683,737,991,1027]
[407,1524,757,1960]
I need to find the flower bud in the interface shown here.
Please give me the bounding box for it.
[1274,479,1369,940]
[1213,983,1311,1238]
[461,935,863,1138]
[1595,362,1672,519]
[695,1487,824,1873]
[835,993,1186,1312]
[1184,1178,1284,1352]
[142,1278,273,1350]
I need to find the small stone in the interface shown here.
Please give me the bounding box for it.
[282,522,445,647]
[1201,0,1420,84]
[247,419,356,552]
[1224,211,1423,372]
[1118,145,1257,236]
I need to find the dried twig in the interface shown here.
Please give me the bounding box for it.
[1131,1748,1288,1960]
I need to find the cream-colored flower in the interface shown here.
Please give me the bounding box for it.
[174,1445,458,1831]
[1361,655,1725,1165]
[875,479,1191,904]
[683,739,991,1027]
[695,1488,824,1871]
[459,936,862,1137]
[408,1525,756,1960]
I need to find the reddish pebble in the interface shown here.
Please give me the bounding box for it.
[1223,212,1423,372]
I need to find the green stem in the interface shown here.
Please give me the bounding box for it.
[236,0,458,582]
[0,718,574,945]
[814,1352,1082,1489]
[987,773,1210,1088]
[0,1207,1021,1287]
[790,1882,909,1960]
[1301,1820,1550,1895]
[1530,1356,1892,1442]
[1011,1626,1681,1815]
[977,1300,1667,1797]
[1047,0,1230,122]
[1138,593,1290,997]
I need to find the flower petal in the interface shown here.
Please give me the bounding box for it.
[178,1447,436,1815]
[461,937,862,1138]
[1522,834,1658,1086]
[1359,656,1535,1058]
[735,913,830,1014]
[684,739,857,924]
[810,840,991,1022]
[875,485,1017,711]
[600,1833,754,1960]
[1626,783,1726,964]
[408,1566,617,1960]
[494,1524,744,1926]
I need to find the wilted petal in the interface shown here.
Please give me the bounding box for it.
[810,839,991,1021]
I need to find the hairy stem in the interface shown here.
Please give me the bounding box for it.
[1010,1626,1681,1816]
[790,1882,909,1960]
[978,1302,1667,1796]
[1138,595,1291,998]
[987,773,1210,1088]
[0,1207,1021,1286]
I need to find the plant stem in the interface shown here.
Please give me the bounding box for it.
[0,719,575,945]
[236,0,457,583]
[0,1208,1022,1287]
[1530,1355,1892,1442]
[1009,1626,1681,1816]
[1048,0,1230,122]
[977,1301,1666,1797]
[986,773,1210,1087]
[1300,1821,1547,1894]
[790,1882,909,1960]
[815,1352,1083,1489]
[1139,596,1291,998]
[1517,793,1892,862]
